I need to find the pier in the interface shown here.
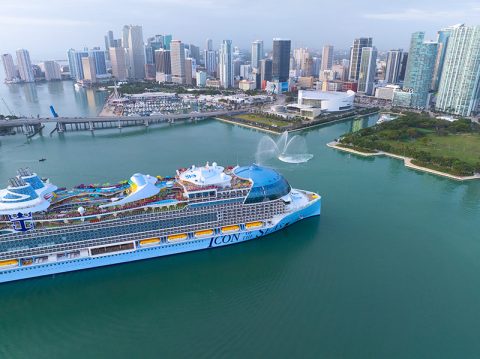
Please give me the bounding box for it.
[0,110,247,134]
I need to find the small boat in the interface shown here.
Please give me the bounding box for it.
[376,114,396,125]
[39,158,46,162]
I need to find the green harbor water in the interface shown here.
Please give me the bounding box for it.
[1,82,480,357]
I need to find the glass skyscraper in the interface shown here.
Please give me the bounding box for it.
[357,47,377,95]
[393,32,437,109]
[435,25,480,116]
[348,37,372,81]
[272,39,291,83]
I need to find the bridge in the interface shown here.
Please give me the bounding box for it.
[0,110,247,135]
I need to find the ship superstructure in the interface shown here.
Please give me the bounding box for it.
[0,163,321,283]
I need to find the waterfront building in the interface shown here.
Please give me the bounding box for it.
[272,39,291,83]
[67,49,88,81]
[171,40,186,84]
[287,90,355,118]
[196,71,207,87]
[42,61,61,81]
[81,56,97,84]
[358,47,377,95]
[251,40,264,70]
[260,58,273,87]
[393,32,437,109]
[89,48,107,76]
[124,25,146,79]
[348,37,372,81]
[321,45,334,72]
[16,49,35,83]
[385,49,403,84]
[109,47,128,81]
[219,40,234,88]
[436,25,480,116]
[104,30,115,59]
[432,25,458,91]
[2,53,17,82]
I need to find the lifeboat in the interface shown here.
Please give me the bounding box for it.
[0,259,19,268]
[245,221,263,229]
[194,229,214,238]
[140,238,161,246]
[168,233,188,241]
[221,225,240,234]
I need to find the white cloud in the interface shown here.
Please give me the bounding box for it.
[363,8,473,21]
[0,16,93,26]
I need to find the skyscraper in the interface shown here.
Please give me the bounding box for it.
[385,49,403,84]
[2,54,17,82]
[42,61,61,81]
[67,49,89,81]
[260,58,273,85]
[81,56,97,83]
[104,30,114,59]
[348,37,372,81]
[393,32,438,109]
[219,40,234,88]
[251,40,264,70]
[431,25,457,91]
[109,47,128,81]
[16,49,34,83]
[398,52,408,82]
[89,48,107,75]
[272,38,291,82]
[155,49,171,74]
[436,25,480,116]
[163,35,173,50]
[204,49,217,76]
[358,47,377,95]
[170,40,186,84]
[125,25,146,79]
[321,45,334,72]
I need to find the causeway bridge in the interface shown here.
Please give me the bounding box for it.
[0,110,247,136]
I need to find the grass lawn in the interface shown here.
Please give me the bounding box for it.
[234,114,292,128]
[382,133,480,166]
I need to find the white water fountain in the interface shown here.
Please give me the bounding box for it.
[255,131,313,164]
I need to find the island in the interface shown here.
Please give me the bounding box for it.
[329,112,480,180]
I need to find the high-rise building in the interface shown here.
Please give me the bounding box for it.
[358,47,377,95]
[104,30,114,59]
[185,58,194,85]
[272,38,291,82]
[206,38,213,51]
[16,49,34,83]
[321,45,334,72]
[436,25,480,116]
[145,35,164,65]
[204,50,217,76]
[2,53,17,82]
[81,56,97,83]
[170,40,186,84]
[385,49,403,84]
[155,49,171,75]
[219,40,234,88]
[393,32,437,109]
[122,26,130,49]
[124,25,146,79]
[196,71,207,87]
[431,25,457,91]
[398,52,408,82]
[260,58,273,85]
[42,61,61,81]
[163,35,173,50]
[67,49,88,81]
[89,48,107,75]
[312,57,321,78]
[348,37,372,81]
[109,47,128,81]
[189,44,201,64]
[251,40,264,70]
[240,64,252,80]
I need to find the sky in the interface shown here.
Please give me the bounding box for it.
[0,0,479,61]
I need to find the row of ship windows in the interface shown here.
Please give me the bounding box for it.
[2,240,206,273]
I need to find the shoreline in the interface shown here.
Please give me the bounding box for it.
[213,117,280,134]
[327,141,480,181]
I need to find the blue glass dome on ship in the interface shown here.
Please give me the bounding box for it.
[234,164,291,204]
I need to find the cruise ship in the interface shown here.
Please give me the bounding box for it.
[0,163,321,283]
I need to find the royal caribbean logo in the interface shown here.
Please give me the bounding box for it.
[9,212,35,232]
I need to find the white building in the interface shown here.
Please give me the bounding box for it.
[251,40,264,70]
[375,85,400,100]
[125,25,146,79]
[196,71,207,87]
[16,49,34,83]
[321,45,334,72]
[109,47,128,81]
[219,40,233,88]
[81,57,96,84]
[42,61,61,81]
[287,90,355,118]
[170,40,186,84]
[2,53,17,82]
[239,80,256,91]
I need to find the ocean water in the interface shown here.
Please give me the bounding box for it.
[1,100,480,358]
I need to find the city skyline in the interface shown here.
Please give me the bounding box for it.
[1,0,480,60]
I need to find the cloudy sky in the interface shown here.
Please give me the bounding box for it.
[0,0,479,61]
